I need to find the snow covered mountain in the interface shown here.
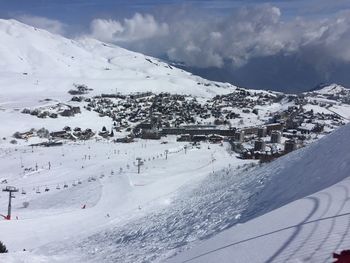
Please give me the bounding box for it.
[0,18,234,107]
[0,18,350,263]
[309,83,349,95]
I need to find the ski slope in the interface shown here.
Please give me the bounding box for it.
[0,18,350,263]
[1,125,350,263]
[0,137,253,262]
[168,124,350,263]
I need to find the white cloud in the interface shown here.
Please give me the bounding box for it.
[87,5,350,70]
[16,15,66,35]
[90,19,123,42]
[90,13,169,43]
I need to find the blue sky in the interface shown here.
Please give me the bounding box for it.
[1,0,350,92]
[1,0,348,24]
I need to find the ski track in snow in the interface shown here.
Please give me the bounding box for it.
[39,124,350,263]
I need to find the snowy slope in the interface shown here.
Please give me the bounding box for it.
[312,84,348,95]
[168,123,350,263]
[0,125,348,263]
[0,18,350,263]
[0,18,238,140]
[0,18,234,109]
[168,177,350,263]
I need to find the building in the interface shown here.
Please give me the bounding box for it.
[284,140,297,153]
[270,131,282,143]
[257,127,267,138]
[266,123,284,135]
[254,139,266,151]
[234,130,245,142]
[141,129,161,140]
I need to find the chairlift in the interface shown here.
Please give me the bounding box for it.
[21,188,26,195]
[78,180,82,185]
[45,187,50,192]
[56,184,61,190]
[36,187,41,194]
[64,183,68,188]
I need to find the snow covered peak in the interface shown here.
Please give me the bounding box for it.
[0,18,235,100]
[310,83,348,95]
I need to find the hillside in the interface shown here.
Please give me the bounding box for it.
[168,123,350,263]
[0,18,350,263]
[0,19,234,108]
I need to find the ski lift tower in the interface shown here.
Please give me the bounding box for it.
[136,157,144,174]
[2,186,18,220]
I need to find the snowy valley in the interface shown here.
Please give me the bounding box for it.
[0,19,350,263]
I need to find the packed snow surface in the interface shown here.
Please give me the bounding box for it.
[1,125,350,263]
[169,124,350,263]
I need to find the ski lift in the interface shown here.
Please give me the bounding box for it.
[56,184,61,190]
[36,187,41,194]
[63,183,68,188]
[21,188,26,195]
[45,186,50,192]
[78,180,82,185]
[72,182,77,187]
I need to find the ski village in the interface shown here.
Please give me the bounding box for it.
[0,18,350,263]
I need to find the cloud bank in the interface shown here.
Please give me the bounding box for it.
[90,5,350,67]
[90,13,168,43]
[87,5,350,78]
[13,4,350,91]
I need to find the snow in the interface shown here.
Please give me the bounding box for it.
[313,84,347,95]
[1,124,350,263]
[0,18,349,263]
[168,177,350,263]
[0,18,235,111]
[0,137,252,262]
[168,123,350,263]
